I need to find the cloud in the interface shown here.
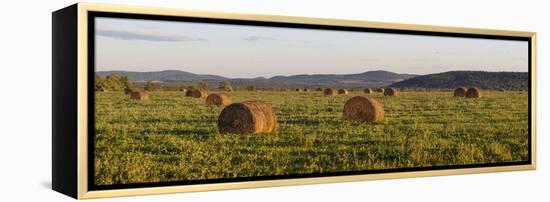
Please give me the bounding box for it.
[242,36,275,42]
[243,36,309,44]
[96,25,207,42]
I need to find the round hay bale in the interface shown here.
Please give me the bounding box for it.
[338,88,349,95]
[186,89,206,98]
[453,87,467,97]
[466,87,482,98]
[342,96,384,123]
[217,100,277,134]
[206,93,231,106]
[384,88,399,96]
[295,88,302,92]
[185,90,193,97]
[129,91,149,101]
[364,88,373,94]
[376,88,385,93]
[315,87,323,91]
[124,88,134,94]
[324,88,337,96]
[303,88,310,92]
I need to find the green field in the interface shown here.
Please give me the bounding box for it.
[94,90,529,185]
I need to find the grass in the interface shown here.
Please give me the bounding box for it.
[94,90,529,185]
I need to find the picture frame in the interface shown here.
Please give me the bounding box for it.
[52,3,536,199]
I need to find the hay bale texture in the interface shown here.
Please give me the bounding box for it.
[466,87,482,98]
[364,88,373,94]
[376,88,385,93]
[186,89,207,98]
[217,100,277,134]
[453,87,467,97]
[124,88,134,94]
[324,88,337,96]
[303,88,310,92]
[206,93,231,106]
[338,89,349,95]
[342,96,384,123]
[130,91,148,101]
[384,88,399,96]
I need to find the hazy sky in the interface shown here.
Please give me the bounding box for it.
[95,17,528,78]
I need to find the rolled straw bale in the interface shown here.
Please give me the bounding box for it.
[453,87,467,97]
[186,89,206,98]
[206,93,231,106]
[466,87,482,98]
[384,87,399,96]
[217,100,277,134]
[342,96,384,123]
[324,88,337,96]
[130,91,149,101]
[338,88,349,95]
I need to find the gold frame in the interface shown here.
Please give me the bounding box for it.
[75,3,536,199]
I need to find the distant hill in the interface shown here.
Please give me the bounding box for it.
[96,70,227,82]
[390,71,528,90]
[96,70,416,89]
[268,70,416,87]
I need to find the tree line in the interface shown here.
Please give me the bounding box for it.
[95,74,259,92]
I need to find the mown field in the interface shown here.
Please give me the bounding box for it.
[94,90,529,185]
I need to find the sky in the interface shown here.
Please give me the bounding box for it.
[95,17,528,78]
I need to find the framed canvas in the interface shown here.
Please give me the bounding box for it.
[52,3,536,199]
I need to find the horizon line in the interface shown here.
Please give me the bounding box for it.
[95,69,529,79]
